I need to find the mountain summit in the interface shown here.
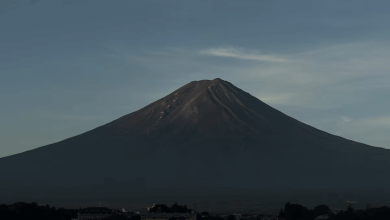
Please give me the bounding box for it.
[1,78,390,211]
[113,78,296,138]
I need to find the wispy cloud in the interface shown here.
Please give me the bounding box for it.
[334,115,390,148]
[199,47,292,63]
[256,93,296,105]
[62,41,390,149]
[340,116,352,123]
[105,41,390,109]
[355,116,390,127]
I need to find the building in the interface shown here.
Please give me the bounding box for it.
[142,212,196,220]
[140,205,196,220]
[77,207,113,220]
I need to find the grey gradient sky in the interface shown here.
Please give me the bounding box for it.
[1,0,390,158]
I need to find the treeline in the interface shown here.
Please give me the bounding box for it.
[2,201,390,220]
[148,202,194,213]
[278,202,390,220]
[0,202,142,220]
[0,202,78,220]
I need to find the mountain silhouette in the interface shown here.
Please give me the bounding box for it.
[1,78,390,211]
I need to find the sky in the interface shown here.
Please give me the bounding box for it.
[1,0,390,158]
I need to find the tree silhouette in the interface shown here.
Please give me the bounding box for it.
[282,202,313,220]
[133,215,141,220]
[201,211,210,216]
[313,204,330,217]
[346,204,354,213]
[0,202,79,220]
[226,214,236,220]
[366,206,390,220]
[103,214,129,220]
[278,208,285,219]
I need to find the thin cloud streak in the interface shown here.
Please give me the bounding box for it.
[199,47,292,63]
[336,115,390,133]
[334,115,390,148]
[112,41,390,149]
[340,116,352,123]
[356,116,390,127]
[106,41,389,109]
[256,93,296,105]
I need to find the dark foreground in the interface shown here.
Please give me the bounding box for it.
[1,201,390,220]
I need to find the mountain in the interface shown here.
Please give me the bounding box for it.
[1,78,390,212]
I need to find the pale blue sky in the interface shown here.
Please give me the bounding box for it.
[1,0,390,158]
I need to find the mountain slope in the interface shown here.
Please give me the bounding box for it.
[1,78,389,210]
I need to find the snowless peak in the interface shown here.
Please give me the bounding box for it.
[1,78,390,211]
[205,78,225,88]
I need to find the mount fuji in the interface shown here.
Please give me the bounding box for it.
[1,78,389,212]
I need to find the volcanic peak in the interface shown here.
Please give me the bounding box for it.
[113,78,285,139]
